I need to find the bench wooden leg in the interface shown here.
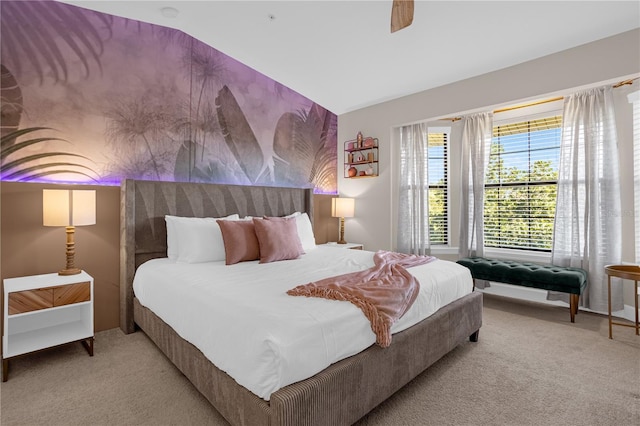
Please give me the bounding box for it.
[569,294,579,323]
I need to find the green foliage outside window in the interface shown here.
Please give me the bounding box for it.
[484,117,561,251]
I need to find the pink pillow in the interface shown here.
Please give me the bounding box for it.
[217,220,260,265]
[253,217,304,263]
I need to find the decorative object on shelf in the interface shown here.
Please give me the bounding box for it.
[43,189,96,275]
[344,136,379,178]
[331,197,355,244]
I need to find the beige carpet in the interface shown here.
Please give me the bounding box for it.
[1,294,638,426]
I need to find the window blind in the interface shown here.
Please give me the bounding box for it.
[484,116,561,251]
[428,132,448,245]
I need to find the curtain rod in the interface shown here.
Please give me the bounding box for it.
[440,77,638,122]
[613,78,638,88]
[493,96,563,114]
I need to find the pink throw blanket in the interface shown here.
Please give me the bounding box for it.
[287,250,435,348]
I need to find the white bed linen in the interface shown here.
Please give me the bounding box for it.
[133,246,473,400]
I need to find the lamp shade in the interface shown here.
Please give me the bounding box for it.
[331,197,355,218]
[43,189,96,227]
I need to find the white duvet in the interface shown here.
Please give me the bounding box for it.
[133,246,473,400]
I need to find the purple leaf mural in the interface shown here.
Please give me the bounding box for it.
[1,127,98,182]
[273,104,337,190]
[0,65,23,141]
[1,0,111,84]
[215,85,264,184]
[0,0,337,193]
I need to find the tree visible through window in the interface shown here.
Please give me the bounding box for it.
[484,116,561,251]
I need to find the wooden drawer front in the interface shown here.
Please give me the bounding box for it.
[53,282,90,307]
[8,289,54,315]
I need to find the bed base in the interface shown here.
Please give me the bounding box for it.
[121,179,483,425]
[134,291,482,426]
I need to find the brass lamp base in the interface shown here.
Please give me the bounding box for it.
[59,267,82,276]
[337,217,347,244]
[58,226,82,276]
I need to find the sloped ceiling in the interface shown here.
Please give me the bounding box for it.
[62,1,640,115]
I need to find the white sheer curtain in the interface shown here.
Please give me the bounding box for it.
[458,113,492,260]
[551,86,622,312]
[628,89,640,264]
[397,123,429,255]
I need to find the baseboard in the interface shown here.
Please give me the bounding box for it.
[478,282,636,322]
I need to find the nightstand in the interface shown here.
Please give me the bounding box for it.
[2,271,94,381]
[322,242,364,250]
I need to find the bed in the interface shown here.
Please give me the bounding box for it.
[120,179,483,426]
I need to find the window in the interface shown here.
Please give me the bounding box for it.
[484,115,561,251]
[427,131,448,245]
[397,125,449,253]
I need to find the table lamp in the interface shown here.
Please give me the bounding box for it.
[331,197,355,244]
[43,189,96,275]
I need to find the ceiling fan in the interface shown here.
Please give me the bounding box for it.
[391,0,414,33]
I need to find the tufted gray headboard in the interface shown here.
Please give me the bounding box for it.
[120,179,314,333]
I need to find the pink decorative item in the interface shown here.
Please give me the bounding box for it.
[363,137,374,148]
[348,167,357,177]
[359,171,366,176]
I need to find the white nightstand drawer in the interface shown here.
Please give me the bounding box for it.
[8,281,91,315]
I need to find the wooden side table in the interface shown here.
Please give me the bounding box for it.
[605,264,640,339]
[2,271,94,381]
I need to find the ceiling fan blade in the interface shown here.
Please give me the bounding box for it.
[391,0,414,33]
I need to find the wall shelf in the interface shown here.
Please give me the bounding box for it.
[344,136,378,178]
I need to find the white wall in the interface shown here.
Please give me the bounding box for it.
[337,29,640,265]
[338,29,640,313]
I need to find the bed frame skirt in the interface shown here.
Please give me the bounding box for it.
[133,291,483,426]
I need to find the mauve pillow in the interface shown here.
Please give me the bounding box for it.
[253,217,303,263]
[217,220,260,265]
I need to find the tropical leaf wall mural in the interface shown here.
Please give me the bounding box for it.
[0,0,337,193]
[1,127,98,182]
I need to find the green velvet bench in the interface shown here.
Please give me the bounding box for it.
[456,257,588,322]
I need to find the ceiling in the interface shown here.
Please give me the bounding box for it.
[62,1,640,115]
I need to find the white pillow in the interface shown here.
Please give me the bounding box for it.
[294,212,316,252]
[165,214,239,263]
